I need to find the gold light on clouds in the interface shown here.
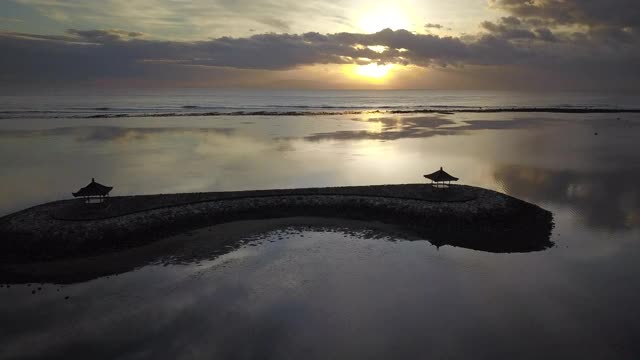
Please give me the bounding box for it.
[354,63,394,79]
[351,4,415,82]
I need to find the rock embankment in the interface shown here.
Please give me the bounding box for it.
[0,184,553,263]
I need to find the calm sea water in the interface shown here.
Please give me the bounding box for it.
[1,89,639,119]
[1,89,639,358]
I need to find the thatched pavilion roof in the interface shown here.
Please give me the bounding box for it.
[424,167,459,183]
[72,178,113,197]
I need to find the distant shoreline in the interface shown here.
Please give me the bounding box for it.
[84,107,640,118]
[0,184,554,274]
[1,107,639,120]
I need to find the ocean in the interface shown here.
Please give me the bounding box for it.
[2,89,640,120]
[1,89,639,215]
[1,89,639,358]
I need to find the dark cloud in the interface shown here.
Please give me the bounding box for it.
[490,0,640,29]
[482,21,536,40]
[480,15,561,43]
[490,0,640,48]
[1,16,639,90]
[481,16,550,41]
[500,16,522,27]
[425,23,444,29]
[0,28,526,79]
[66,29,146,42]
[487,0,640,69]
[534,27,557,42]
[256,17,291,32]
[474,1,640,89]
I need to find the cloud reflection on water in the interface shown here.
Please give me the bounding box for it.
[302,115,570,141]
[1,113,639,235]
[2,225,639,359]
[0,126,235,142]
[2,113,640,358]
[495,165,640,231]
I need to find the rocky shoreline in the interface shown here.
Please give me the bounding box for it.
[0,184,554,265]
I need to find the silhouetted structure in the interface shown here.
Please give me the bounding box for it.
[73,178,113,203]
[424,167,459,189]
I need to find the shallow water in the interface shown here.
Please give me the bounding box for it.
[1,217,639,359]
[1,90,639,358]
[1,110,639,223]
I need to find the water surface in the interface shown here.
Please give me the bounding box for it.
[1,90,639,358]
[1,217,638,359]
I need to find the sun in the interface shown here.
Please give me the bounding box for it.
[355,63,394,79]
[358,5,412,33]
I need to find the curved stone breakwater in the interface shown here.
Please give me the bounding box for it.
[0,184,553,264]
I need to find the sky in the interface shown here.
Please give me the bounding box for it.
[1,0,639,90]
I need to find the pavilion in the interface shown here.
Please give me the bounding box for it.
[424,167,459,189]
[72,178,113,203]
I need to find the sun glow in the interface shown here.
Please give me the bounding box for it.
[358,5,412,33]
[354,63,394,79]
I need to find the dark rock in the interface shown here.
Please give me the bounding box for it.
[0,184,554,282]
